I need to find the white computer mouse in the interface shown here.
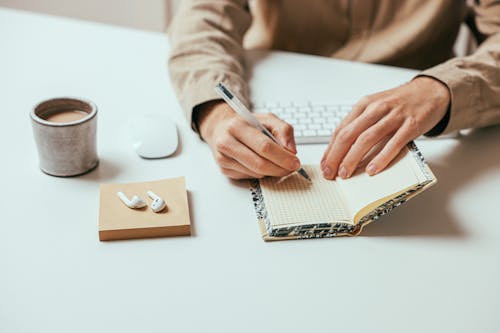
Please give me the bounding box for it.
[130,114,178,158]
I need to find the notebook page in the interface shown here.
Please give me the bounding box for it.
[260,165,351,227]
[336,147,422,219]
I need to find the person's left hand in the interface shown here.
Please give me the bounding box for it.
[321,76,450,180]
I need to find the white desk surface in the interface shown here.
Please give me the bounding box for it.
[1,8,500,333]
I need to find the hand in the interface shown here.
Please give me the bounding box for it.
[321,76,450,179]
[197,100,300,179]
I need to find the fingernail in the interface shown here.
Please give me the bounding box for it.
[320,160,326,170]
[286,140,296,153]
[338,166,348,179]
[291,159,300,170]
[323,167,333,179]
[366,163,377,175]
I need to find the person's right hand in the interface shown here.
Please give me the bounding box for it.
[197,100,300,180]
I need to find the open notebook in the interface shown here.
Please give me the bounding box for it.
[250,142,436,241]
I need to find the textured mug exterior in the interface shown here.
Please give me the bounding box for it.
[30,97,98,177]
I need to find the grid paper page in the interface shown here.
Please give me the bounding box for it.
[260,165,351,227]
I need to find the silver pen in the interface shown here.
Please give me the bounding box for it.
[215,82,312,182]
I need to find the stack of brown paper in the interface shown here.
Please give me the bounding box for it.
[99,177,191,241]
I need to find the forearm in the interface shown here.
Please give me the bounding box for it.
[167,0,252,130]
[419,1,500,135]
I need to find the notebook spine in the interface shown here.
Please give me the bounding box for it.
[407,141,434,181]
[250,179,267,221]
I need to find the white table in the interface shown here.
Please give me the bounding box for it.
[1,8,499,333]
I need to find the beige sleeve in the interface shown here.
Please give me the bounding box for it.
[167,0,252,131]
[419,0,500,135]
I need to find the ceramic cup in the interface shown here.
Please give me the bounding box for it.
[30,97,98,177]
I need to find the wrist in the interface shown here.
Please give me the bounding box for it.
[412,76,451,135]
[194,100,233,142]
[413,76,450,110]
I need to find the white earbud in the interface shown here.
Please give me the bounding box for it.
[147,190,167,213]
[117,192,147,209]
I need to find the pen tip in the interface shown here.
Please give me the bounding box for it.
[298,168,312,182]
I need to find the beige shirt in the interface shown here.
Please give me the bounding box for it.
[168,0,500,135]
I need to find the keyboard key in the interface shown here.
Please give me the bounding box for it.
[299,118,312,124]
[313,117,326,123]
[294,124,307,130]
[293,101,310,108]
[318,129,331,136]
[308,123,322,130]
[324,123,337,131]
[303,130,317,137]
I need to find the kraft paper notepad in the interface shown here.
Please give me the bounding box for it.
[99,177,191,241]
[250,142,436,241]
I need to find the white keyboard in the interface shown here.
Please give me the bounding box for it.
[252,102,352,144]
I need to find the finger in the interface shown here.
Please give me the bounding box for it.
[220,167,253,180]
[337,115,402,178]
[215,152,264,179]
[322,101,391,179]
[321,95,372,163]
[215,131,292,177]
[336,95,373,135]
[257,113,296,153]
[229,120,300,172]
[365,120,418,176]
